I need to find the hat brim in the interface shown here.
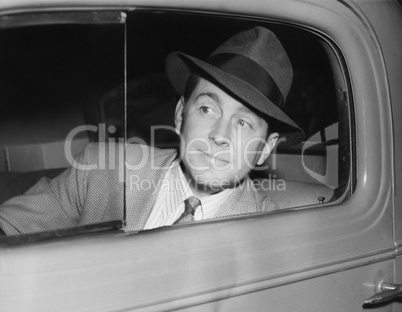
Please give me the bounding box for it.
[166,52,304,146]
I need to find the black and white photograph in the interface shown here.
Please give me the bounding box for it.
[0,1,401,311]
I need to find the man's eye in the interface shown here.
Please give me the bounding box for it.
[200,106,211,114]
[238,119,249,127]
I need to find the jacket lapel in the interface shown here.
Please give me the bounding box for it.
[124,145,178,232]
[214,177,257,218]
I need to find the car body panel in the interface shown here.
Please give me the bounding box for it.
[354,0,402,293]
[0,0,400,311]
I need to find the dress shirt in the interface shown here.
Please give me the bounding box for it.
[143,160,232,230]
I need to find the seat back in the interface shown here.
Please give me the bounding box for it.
[267,179,334,209]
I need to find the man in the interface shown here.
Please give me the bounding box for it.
[0,26,303,235]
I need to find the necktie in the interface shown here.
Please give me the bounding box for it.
[173,196,201,225]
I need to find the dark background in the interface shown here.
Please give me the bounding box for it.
[0,10,337,149]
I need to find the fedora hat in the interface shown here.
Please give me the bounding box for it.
[165,26,304,146]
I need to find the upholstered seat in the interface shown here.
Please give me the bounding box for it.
[266,179,334,209]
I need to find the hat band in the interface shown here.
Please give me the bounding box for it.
[208,53,284,108]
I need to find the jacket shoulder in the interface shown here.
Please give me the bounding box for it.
[76,143,177,170]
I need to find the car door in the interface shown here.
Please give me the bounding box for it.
[359,0,402,308]
[0,0,401,311]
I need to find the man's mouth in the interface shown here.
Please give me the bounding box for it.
[200,151,230,164]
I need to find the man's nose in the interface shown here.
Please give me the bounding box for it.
[209,120,231,146]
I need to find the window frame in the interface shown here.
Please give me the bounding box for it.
[0,8,354,242]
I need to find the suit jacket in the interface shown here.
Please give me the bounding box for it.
[0,143,277,235]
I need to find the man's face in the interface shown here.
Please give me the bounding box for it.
[175,77,278,195]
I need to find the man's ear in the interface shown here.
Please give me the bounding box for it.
[257,132,279,165]
[174,97,185,134]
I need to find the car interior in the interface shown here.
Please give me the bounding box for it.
[0,10,350,237]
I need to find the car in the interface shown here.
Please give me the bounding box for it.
[0,0,401,311]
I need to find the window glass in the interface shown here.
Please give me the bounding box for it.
[0,13,125,239]
[0,10,351,240]
[122,11,350,231]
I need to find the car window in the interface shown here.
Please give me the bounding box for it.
[122,11,351,229]
[0,12,126,240]
[0,9,352,241]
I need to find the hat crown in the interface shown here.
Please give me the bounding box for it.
[165,26,304,146]
[211,26,293,101]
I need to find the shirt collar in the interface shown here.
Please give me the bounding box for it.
[172,159,233,207]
